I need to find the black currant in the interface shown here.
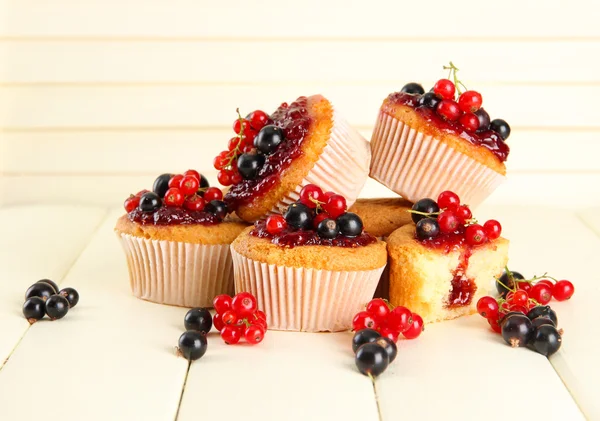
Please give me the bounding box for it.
[317,219,339,239]
[531,317,556,329]
[237,153,266,180]
[496,270,525,297]
[490,119,511,140]
[284,203,313,230]
[37,279,59,294]
[184,308,213,334]
[526,306,558,326]
[416,218,440,240]
[178,330,208,361]
[205,200,228,220]
[23,297,46,324]
[59,288,79,308]
[45,295,70,320]
[355,343,389,377]
[139,192,162,212]
[411,198,440,223]
[25,282,56,301]
[500,311,525,324]
[337,212,363,237]
[374,337,397,364]
[254,125,284,154]
[417,92,442,110]
[352,328,381,353]
[152,173,172,198]
[401,83,425,95]
[531,325,562,357]
[474,108,491,131]
[501,314,533,347]
[199,174,210,189]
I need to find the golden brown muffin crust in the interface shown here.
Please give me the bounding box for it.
[349,198,413,238]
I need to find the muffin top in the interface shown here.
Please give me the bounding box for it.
[348,197,413,238]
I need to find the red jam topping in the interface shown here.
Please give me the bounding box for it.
[225,97,312,210]
[251,220,376,249]
[128,207,220,226]
[388,92,509,162]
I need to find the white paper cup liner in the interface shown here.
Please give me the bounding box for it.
[270,108,371,215]
[118,233,234,308]
[370,111,505,208]
[231,247,385,332]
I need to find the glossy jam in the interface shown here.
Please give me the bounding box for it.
[225,97,313,210]
[251,221,377,248]
[388,92,510,162]
[128,207,220,226]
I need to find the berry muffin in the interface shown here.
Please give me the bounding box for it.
[214,95,371,222]
[370,63,511,207]
[387,191,509,323]
[115,170,248,308]
[230,184,387,332]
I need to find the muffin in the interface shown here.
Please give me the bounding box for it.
[230,184,387,332]
[370,68,511,207]
[214,95,371,222]
[115,170,248,308]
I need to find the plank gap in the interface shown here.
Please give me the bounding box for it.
[174,360,192,421]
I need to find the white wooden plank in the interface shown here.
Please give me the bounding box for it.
[2,41,599,83]
[0,205,106,366]
[178,332,379,421]
[0,85,598,129]
[1,0,597,38]
[0,210,189,421]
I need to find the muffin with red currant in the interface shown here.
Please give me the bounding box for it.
[370,63,511,208]
[115,170,248,308]
[214,95,371,223]
[387,191,509,323]
[230,184,387,332]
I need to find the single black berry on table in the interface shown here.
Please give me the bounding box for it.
[317,219,339,239]
[355,343,389,377]
[37,279,59,294]
[531,317,556,329]
[490,119,511,140]
[496,270,525,297]
[23,297,46,324]
[237,153,266,180]
[337,213,363,237]
[531,325,562,357]
[205,200,228,219]
[416,218,440,240]
[501,314,533,347]
[139,192,162,212]
[411,199,440,223]
[25,282,57,301]
[178,331,208,361]
[184,308,213,334]
[45,295,70,320]
[254,125,284,155]
[284,203,313,230]
[474,108,491,131]
[417,92,442,110]
[59,288,79,308]
[352,328,381,353]
[401,83,425,95]
[152,173,172,198]
[526,306,558,326]
[375,337,397,364]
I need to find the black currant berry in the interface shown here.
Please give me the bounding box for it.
[531,325,562,357]
[59,288,79,308]
[205,200,228,220]
[501,314,533,347]
[254,125,284,154]
[352,328,381,353]
[317,219,339,239]
[355,343,389,377]
[45,295,70,320]
[178,330,208,361]
[490,119,511,140]
[526,306,558,326]
[37,279,59,294]
[184,308,213,334]
[416,218,440,240]
[401,83,425,95]
[25,282,56,301]
[417,92,442,110]
[474,108,491,131]
[23,297,46,324]
[152,173,172,198]
[500,311,525,324]
[374,337,397,364]
[237,153,266,180]
[411,198,440,223]
[199,174,210,189]
[496,270,525,297]
[284,203,313,230]
[139,192,162,212]
[337,212,363,237]
[531,317,556,329]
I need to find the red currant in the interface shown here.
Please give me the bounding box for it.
[379,327,400,343]
[536,279,554,289]
[552,280,574,301]
[386,306,412,333]
[476,296,499,319]
[433,79,456,100]
[247,110,270,130]
[124,195,140,213]
[465,224,487,246]
[164,188,184,207]
[458,90,483,113]
[231,292,258,317]
[230,172,242,185]
[436,100,461,121]
[511,290,529,307]
[222,310,239,325]
[168,174,184,189]
[183,195,206,211]
[227,137,240,151]
[221,325,242,344]
[402,313,424,339]
[183,169,201,182]
[517,282,532,294]
[530,283,552,305]
[245,325,266,345]
[213,152,228,170]
[180,175,199,196]
[252,317,268,331]
[135,189,150,197]
[483,220,502,240]
[217,169,233,186]
[366,299,390,321]
[266,214,287,235]
[321,191,335,202]
[455,205,472,223]
[204,187,223,202]
[312,212,330,229]
[213,313,224,331]
[233,118,249,135]
[438,211,460,234]
[255,310,267,321]
[459,113,480,132]
[213,294,232,314]
[299,184,323,209]
[323,194,347,218]
[488,317,502,334]
[437,191,460,210]
[352,311,378,331]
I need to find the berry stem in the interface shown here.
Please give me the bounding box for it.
[442,61,468,96]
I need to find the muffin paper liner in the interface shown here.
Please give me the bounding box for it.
[370,111,505,208]
[270,108,371,215]
[231,247,385,332]
[118,233,234,307]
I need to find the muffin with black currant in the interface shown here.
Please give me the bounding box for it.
[230,184,387,332]
[370,63,511,208]
[115,170,248,308]
[213,95,371,223]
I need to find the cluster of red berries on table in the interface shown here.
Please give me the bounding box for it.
[352,298,424,342]
[352,329,397,377]
[400,62,510,140]
[265,184,364,238]
[213,292,267,345]
[213,109,281,185]
[410,190,501,245]
[22,279,79,323]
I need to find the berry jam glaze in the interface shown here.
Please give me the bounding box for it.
[251,221,377,248]
[388,92,510,162]
[225,97,313,210]
[128,207,220,226]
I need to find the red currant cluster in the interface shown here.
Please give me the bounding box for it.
[212,292,268,345]
[411,190,502,246]
[352,298,424,342]
[213,110,271,186]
